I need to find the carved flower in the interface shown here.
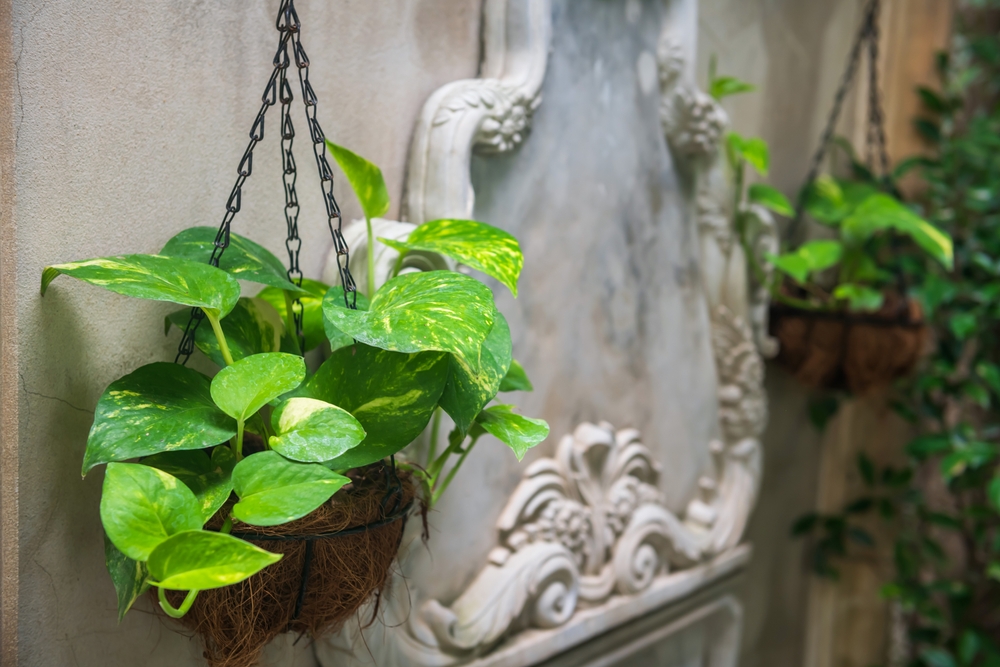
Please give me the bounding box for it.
[477,96,536,152]
[713,309,767,441]
[535,500,592,560]
[661,87,728,158]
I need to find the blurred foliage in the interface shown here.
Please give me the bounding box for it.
[793,6,1000,665]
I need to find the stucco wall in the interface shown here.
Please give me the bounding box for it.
[0,1,482,664]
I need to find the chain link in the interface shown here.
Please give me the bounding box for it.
[175,0,358,364]
[788,0,884,243]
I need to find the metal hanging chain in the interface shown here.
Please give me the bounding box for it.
[865,4,890,179]
[287,9,358,310]
[788,0,884,242]
[175,0,359,364]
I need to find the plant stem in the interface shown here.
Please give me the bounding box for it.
[427,408,442,466]
[220,515,233,535]
[365,216,376,297]
[432,435,480,506]
[281,290,303,355]
[204,311,235,366]
[235,420,245,461]
[158,587,199,619]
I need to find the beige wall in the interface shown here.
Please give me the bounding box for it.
[0,1,482,664]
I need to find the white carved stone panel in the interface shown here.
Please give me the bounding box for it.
[316,0,776,664]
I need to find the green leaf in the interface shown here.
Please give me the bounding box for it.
[325,141,391,220]
[920,647,957,667]
[257,279,339,353]
[142,448,236,523]
[84,363,237,474]
[104,533,150,622]
[950,311,977,340]
[906,434,951,459]
[166,297,281,366]
[41,254,240,319]
[803,176,848,224]
[833,284,885,312]
[988,562,1000,582]
[841,194,954,269]
[727,133,769,175]
[302,344,449,468]
[322,271,496,371]
[767,252,810,284]
[748,184,794,217]
[989,476,1000,512]
[791,513,819,535]
[440,311,512,434]
[797,240,844,272]
[319,285,370,352]
[160,227,305,293]
[147,530,281,590]
[857,453,875,485]
[231,451,350,526]
[381,219,524,297]
[499,359,533,392]
[941,441,998,480]
[960,630,982,665]
[475,404,549,461]
[268,397,366,463]
[210,353,305,423]
[100,463,203,561]
[709,75,755,100]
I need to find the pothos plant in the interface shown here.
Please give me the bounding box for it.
[42,140,548,621]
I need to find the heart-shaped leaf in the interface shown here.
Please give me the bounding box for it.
[147,530,281,590]
[842,194,953,269]
[727,133,769,176]
[84,363,237,474]
[476,405,549,461]
[499,359,533,392]
[160,226,305,293]
[231,451,350,526]
[322,271,495,371]
[210,353,306,423]
[100,463,204,561]
[440,311,512,434]
[166,298,281,367]
[748,184,794,217]
[320,286,371,352]
[142,447,236,522]
[325,141,391,220]
[104,533,150,622]
[268,398,366,463]
[380,219,524,296]
[257,279,343,352]
[41,254,240,319]
[833,284,885,312]
[302,344,449,468]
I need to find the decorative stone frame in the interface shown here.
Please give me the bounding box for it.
[319,0,778,664]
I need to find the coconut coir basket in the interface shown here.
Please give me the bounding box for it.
[770,297,927,393]
[160,461,415,667]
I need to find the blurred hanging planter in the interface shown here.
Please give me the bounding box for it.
[767,170,950,393]
[758,0,953,393]
[39,2,547,666]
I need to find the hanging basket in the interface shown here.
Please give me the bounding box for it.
[160,462,415,667]
[769,297,927,393]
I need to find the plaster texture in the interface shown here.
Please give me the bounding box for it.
[1,1,481,664]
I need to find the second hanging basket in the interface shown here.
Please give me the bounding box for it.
[770,297,927,393]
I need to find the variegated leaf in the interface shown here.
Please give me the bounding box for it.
[499,359,533,392]
[41,254,240,319]
[268,397,366,463]
[325,141,391,220]
[104,533,150,621]
[381,219,523,296]
[147,530,281,590]
[210,353,305,423]
[320,286,370,352]
[440,311,512,434]
[302,343,449,468]
[160,226,305,293]
[476,404,549,461]
[231,451,349,526]
[100,463,203,561]
[322,271,495,371]
[84,363,237,474]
